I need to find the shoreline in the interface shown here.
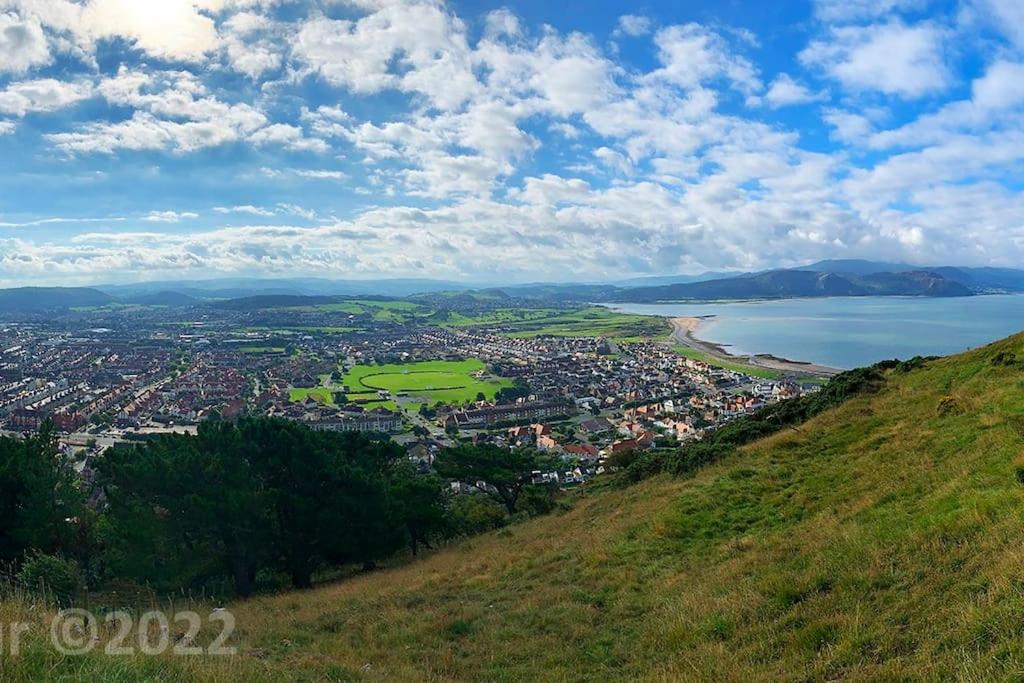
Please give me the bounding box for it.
[669,316,841,379]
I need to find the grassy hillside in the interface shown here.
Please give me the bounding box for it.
[6,333,1024,680]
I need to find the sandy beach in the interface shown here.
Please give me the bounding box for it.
[670,316,841,378]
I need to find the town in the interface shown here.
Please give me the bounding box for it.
[0,297,820,491]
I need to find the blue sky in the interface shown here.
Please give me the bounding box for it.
[0,0,1022,285]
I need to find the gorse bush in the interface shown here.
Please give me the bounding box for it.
[17,552,81,605]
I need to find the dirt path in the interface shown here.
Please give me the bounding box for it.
[670,316,841,378]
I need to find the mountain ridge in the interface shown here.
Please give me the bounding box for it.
[610,269,975,302]
[0,259,1021,312]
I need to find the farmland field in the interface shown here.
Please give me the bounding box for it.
[341,359,512,405]
[496,307,670,340]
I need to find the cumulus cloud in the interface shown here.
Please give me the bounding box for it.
[0,78,92,116]
[971,0,1024,48]
[143,210,199,222]
[800,20,951,98]
[0,11,50,74]
[759,74,827,108]
[294,1,478,111]
[812,0,926,21]
[648,23,762,94]
[616,15,652,37]
[4,0,220,63]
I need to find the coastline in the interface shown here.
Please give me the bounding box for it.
[669,316,841,378]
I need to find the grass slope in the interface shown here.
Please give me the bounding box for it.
[6,334,1024,680]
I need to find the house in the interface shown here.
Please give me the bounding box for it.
[580,417,613,434]
[563,443,599,459]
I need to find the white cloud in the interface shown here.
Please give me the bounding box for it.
[972,60,1024,110]
[0,11,50,74]
[44,66,329,155]
[79,0,218,62]
[812,0,926,21]
[647,23,762,94]
[483,8,519,39]
[250,123,328,153]
[214,205,275,216]
[292,169,347,180]
[760,74,826,108]
[823,108,874,143]
[593,146,632,175]
[0,121,14,135]
[0,78,92,117]
[220,10,281,78]
[867,60,1024,149]
[294,1,478,111]
[971,0,1024,48]
[616,15,651,37]
[143,210,199,222]
[800,20,950,98]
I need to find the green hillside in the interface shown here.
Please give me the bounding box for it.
[6,333,1024,680]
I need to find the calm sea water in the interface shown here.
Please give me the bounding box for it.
[608,295,1024,369]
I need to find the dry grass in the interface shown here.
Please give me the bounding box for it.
[5,333,1024,680]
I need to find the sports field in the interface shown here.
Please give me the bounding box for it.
[341,359,512,405]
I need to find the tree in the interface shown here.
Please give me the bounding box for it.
[387,462,447,556]
[98,417,408,594]
[495,383,530,404]
[98,420,270,596]
[433,445,550,515]
[0,421,83,566]
[475,391,486,402]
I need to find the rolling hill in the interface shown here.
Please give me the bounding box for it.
[6,332,1024,679]
[0,287,114,312]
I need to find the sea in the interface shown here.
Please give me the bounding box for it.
[607,294,1024,370]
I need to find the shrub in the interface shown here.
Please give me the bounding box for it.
[446,494,507,537]
[17,553,81,605]
[518,484,559,516]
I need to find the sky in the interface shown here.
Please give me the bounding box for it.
[0,0,1022,286]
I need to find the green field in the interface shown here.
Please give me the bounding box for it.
[472,306,670,340]
[341,359,512,406]
[238,346,286,354]
[288,387,337,404]
[444,308,562,327]
[672,344,783,379]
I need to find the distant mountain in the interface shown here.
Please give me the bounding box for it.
[613,271,747,288]
[801,260,1024,293]
[496,283,622,301]
[97,277,473,299]
[610,270,973,302]
[122,291,202,307]
[801,259,918,275]
[0,287,115,312]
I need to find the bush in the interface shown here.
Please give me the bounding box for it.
[518,484,558,516]
[446,494,507,537]
[17,553,81,605]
